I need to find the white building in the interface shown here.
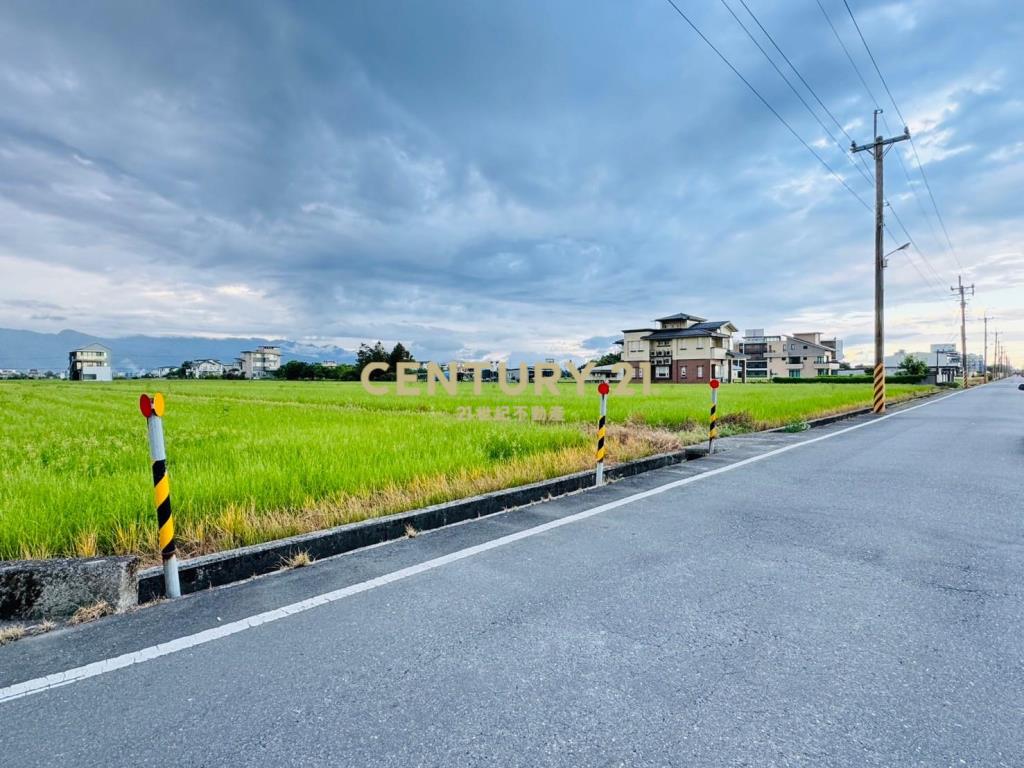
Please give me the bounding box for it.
[884,348,961,383]
[737,330,841,380]
[239,346,281,379]
[68,344,113,381]
[187,359,228,378]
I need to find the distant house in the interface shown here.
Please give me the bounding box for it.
[68,344,113,381]
[186,359,227,378]
[239,346,281,379]
[738,330,842,379]
[621,312,741,383]
[585,364,627,383]
[884,347,961,384]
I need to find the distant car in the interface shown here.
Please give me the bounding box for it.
[1019,383,1024,390]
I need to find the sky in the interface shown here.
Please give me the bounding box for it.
[0,0,1021,366]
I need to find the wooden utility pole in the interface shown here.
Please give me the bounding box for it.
[951,276,975,385]
[852,110,910,413]
[993,331,1001,379]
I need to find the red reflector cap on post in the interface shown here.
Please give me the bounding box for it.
[597,382,610,395]
[710,379,720,389]
[139,394,152,417]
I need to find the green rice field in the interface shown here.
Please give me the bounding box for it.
[0,379,933,561]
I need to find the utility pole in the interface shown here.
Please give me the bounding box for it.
[982,314,993,381]
[993,331,1001,379]
[852,109,910,413]
[951,276,975,385]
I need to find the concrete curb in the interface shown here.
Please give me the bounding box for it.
[1,556,139,621]
[137,449,690,601]
[133,389,940,601]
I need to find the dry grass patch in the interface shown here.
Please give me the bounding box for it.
[69,600,113,626]
[0,625,26,645]
[281,550,313,569]
[404,524,419,538]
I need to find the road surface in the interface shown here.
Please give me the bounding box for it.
[1,381,1022,767]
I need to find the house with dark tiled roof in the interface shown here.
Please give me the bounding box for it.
[619,312,741,384]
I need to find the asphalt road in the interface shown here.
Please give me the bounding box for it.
[2,381,1022,767]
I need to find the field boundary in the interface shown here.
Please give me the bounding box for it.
[137,448,693,601]
[137,389,939,601]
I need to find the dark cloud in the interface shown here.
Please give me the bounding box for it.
[0,0,1021,363]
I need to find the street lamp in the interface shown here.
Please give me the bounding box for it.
[883,242,910,268]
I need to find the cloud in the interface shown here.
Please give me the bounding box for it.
[0,0,1021,364]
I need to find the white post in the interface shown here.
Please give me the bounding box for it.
[141,393,181,598]
[595,382,609,485]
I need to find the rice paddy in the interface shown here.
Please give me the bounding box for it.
[0,379,933,561]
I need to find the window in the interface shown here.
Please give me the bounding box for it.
[789,369,801,378]
[697,338,705,349]
[628,341,645,353]
[803,345,808,349]
[656,366,670,379]
[697,365,704,379]
[680,366,687,379]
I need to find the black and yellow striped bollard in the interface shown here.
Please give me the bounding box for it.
[139,392,181,598]
[872,362,885,413]
[595,381,609,485]
[708,378,720,453]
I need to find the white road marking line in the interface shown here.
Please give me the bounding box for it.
[0,391,963,705]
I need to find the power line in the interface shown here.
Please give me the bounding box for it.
[735,0,876,182]
[815,0,880,108]
[841,0,965,271]
[661,0,873,212]
[718,0,875,190]
[816,0,958,283]
[886,209,947,291]
[729,0,953,302]
[664,0,952,310]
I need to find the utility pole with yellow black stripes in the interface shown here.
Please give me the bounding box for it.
[852,109,909,413]
[140,392,181,598]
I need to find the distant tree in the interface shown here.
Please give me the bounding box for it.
[591,351,622,367]
[355,342,390,379]
[387,342,414,370]
[276,360,309,380]
[354,341,414,381]
[838,361,852,370]
[897,355,929,377]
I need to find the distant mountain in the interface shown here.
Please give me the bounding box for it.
[0,328,355,373]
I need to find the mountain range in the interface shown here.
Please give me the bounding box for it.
[0,328,355,373]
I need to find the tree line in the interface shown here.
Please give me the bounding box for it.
[274,342,414,381]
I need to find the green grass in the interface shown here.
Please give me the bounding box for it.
[0,379,933,560]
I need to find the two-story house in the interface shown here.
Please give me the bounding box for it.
[738,330,841,379]
[620,312,740,384]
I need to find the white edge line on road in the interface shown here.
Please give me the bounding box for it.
[0,390,964,705]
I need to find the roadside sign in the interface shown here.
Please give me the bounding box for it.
[710,379,720,389]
